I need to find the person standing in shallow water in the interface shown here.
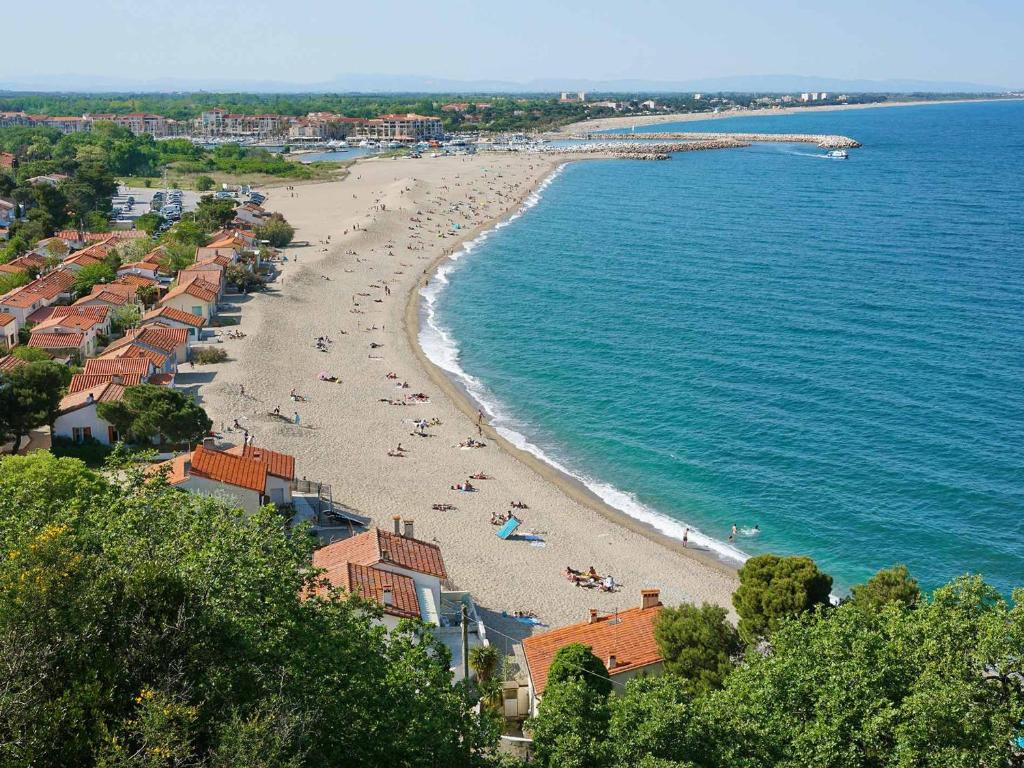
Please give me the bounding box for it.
[729,523,737,542]
[683,527,689,547]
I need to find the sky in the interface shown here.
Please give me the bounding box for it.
[2,0,1022,89]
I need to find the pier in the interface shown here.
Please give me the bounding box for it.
[547,139,752,160]
[585,132,862,149]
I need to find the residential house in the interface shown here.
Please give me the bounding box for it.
[26,305,111,336]
[0,252,47,277]
[158,442,297,513]
[74,282,138,310]
[27,329,90,359]
[0,354,27,371]
[140,306,206,341]
[97,340,175,376]
[83,356,157,380]
[53,382,126,445]
[29,311,107,357]
[0,312,17,349]
[117,261,161,282]
[159,278,218,322]
[0,269,76,324]
[69,372,143,393]
[107,325,190,365]
[309,522,488,681]
[520,589,665,715]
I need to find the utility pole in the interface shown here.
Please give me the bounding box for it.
[461,603,469,684]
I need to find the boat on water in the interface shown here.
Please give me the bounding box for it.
[387,140,403,149]
[827,149,849,159]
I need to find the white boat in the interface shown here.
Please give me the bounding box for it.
[827,149,848,159]
[387,141,402,149]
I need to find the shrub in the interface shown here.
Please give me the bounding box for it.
[192,347,228,365]
[49,435,113,467]
[195,175,216,191]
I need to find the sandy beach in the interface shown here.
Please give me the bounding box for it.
[187,151,739,636]
[559,97,1021,134]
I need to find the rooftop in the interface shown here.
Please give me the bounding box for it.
[313,528,448,580]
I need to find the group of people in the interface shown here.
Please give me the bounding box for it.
[490,510,520,526]
[315,336,334,353]
[451,481,476,492]
[458,437,486,449]
[564,566,618,592]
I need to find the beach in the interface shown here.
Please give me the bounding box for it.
[188,151,739,633]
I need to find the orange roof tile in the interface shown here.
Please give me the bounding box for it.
[141,306,205,328]
[114,274,159,288]
[68,372,143,393]
[225,444,296,480]
[83,357,154,376]
[0,311,15,327]
[311,560,421,619]
[0,354,28,371]
[313,529,447,580]
[162,278,217,304]
[185,444,268,493]
[28,331,85,350]
[58,382,125,413]
[99,343,167,368]
[522,600,664,697]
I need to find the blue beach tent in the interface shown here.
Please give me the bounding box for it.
[496,517,521,540]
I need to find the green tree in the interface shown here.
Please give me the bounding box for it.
[704,576,1024,768]
[733,554,833,644]
[72,261,116,295]
[134,211,162,235]
[468,644,501,684]
[608,676,698,768]
[195,175,216,191]
[135,283,159,308]
[527,679,610,768]
[225,263,265,292]
[9,345,52,362]
[850,564,921,612]
[194,195,238,231]
[97,385,212,445]
[546,642,613,697]
[0,361,67,453]
[256,215,295,248]
[654,603,741,692]
[109,304,141,334]
[0,451,498,768]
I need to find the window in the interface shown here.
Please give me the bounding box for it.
[72,426,92,444]
[192,306,203,316]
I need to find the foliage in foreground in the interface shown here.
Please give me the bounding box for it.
[526,574,1024,768]
[0,452,500,767]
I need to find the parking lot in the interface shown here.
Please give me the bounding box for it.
[112,185,202,228]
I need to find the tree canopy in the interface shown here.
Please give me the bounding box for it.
[732,554,833,643]
[0,451,500,768]
[654,602,741,693]
[849,564,921,612]
[0,361,68,453]
[96,384,212,445]
[546,642,612,697]
[256,214,295,248]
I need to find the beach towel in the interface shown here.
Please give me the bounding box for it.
[496,518,521,540]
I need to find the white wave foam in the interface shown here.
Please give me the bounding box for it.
[418,163,751,569]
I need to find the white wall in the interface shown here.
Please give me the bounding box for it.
[176,475,262,513]
[53,405,116,445]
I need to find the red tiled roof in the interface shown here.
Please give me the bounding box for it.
[28,331,84,350]
[186,444,268,493]
[225,444,296,480]
[99,343,167,369]
[311,561,421,619]
[522,599,665,697]
[113,274,159,288]
[0,354,28,371]
[113,326,189,353]
[83,357,154,376]
[33,313,102,333]
[142,306,205,328]
[75,290,132,307]
[58,382,125,413]
[313,528,447,580]
[0,311,15,327]
[162,278,218,304]
[90,282,135,298]
[69,372,143,393]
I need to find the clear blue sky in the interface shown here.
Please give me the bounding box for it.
[3,0,1021,88]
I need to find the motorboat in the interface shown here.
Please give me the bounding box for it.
[827,149,849,159]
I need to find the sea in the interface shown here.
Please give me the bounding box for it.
[421,100,1024,595]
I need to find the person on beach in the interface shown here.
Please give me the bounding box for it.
[683,527,689,547]
[293,412,301,425]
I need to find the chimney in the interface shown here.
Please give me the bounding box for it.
[393,515,402,535]
[607,653,617,670]
[202,436,215,448]
[382,585,394,606]
[641,589,661,610]
[183,458,191,474]
[403,519,414,539]
[588,608,598,624]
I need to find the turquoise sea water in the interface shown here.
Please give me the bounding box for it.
[422,101,1024,594]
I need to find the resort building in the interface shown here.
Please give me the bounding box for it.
[0,270,77,323]
[157,442,297,512]
[86,113,170,137]
[359,114,444,141]
[140,306,206,341]
[289,114,366,141]
[310,522,488,682]
[159,278,219,321]
[519,589,665,715]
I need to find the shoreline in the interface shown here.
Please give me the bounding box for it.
[559,96,1023,134]
[194,150,740,630]
[402,160,743,580]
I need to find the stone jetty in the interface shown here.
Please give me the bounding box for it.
[587,132,862,149]
[546,139,751,160]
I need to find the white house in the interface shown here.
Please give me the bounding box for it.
[0,312,18,349]
[159,278,218,322]
[53,382,127,445]
[140,306,206,341]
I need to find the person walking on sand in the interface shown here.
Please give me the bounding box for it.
[293,412,301,425]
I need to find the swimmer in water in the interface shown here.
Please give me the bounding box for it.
[729,523,737,542]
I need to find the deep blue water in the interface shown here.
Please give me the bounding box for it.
[424,101,1024,594]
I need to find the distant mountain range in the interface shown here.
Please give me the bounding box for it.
[0,73,1012,94]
